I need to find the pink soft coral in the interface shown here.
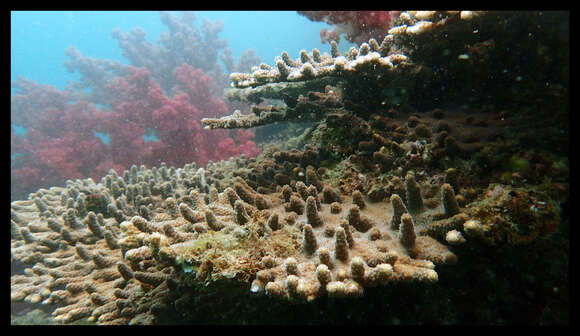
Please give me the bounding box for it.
[11,65,261,200]
[299,11,400,45]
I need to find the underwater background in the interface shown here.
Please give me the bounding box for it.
[11,11,351,201]
[11,11,346,92]
[11,11,569,325]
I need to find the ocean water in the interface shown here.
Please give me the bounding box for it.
[11,11,346,92]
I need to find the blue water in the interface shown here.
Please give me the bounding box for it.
[12,124,26,135]
[11,11,353,91]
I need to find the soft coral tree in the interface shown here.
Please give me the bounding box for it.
[11,100,107,199]
[11,66,261,200]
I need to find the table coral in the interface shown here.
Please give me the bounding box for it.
[11,155,472,322]
[16,135,562,323]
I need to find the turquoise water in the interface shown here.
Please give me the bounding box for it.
[11,11,350,91]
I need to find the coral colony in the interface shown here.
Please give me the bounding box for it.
[11,11,568,324]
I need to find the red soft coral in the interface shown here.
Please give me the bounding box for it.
[11,65,261,200]
[299,11,400,45]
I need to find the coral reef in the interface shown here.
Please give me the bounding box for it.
[11,68,260,201]
[11,11,568,325]
[195,10,567,324]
